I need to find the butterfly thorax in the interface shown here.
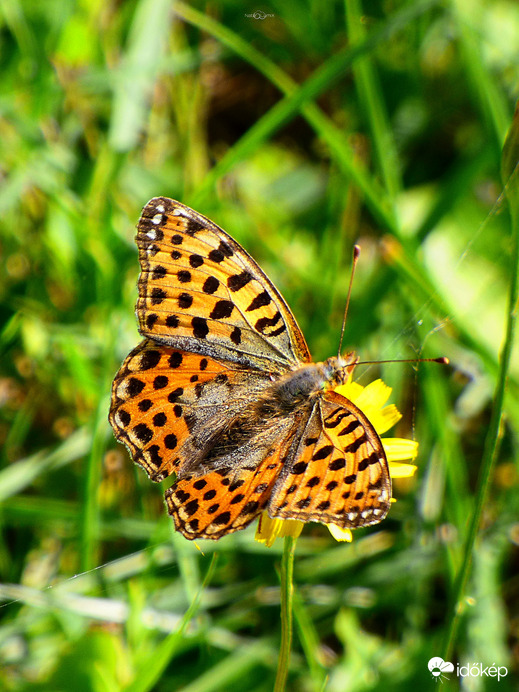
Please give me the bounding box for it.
[257,352,358,417]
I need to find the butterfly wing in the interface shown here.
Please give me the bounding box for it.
[110,339,272,482]
[165,427,296,540]
[268,391,391,528]
[111,338,299,539]
[136,197,311,373]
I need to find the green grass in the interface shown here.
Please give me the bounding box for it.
[1,0,519,690]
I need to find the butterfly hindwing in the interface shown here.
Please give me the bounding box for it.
[165,437,294,539]
[110,340,270,482]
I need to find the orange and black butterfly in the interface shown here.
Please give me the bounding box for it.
[109,198,390,539]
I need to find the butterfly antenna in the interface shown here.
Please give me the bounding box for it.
[338,244,361,358]
[356,357,450,366]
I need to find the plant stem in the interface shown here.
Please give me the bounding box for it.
[442,121,519,660]
[275,536,297,692]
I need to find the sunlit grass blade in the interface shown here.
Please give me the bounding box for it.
[109,0,173,152]
[451,0,510,150]
[442,104,519,660]
[345,0,402,201]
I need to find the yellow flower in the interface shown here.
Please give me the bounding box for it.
[255,378,417,547]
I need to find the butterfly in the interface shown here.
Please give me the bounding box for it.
[109,198,391,540]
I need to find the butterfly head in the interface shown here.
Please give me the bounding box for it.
[323,352,358,389]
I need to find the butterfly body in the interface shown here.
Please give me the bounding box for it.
[270,355,355,408]
[110,198,391,540]
[176,355,355,473]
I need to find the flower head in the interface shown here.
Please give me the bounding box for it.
[255,377,417,547]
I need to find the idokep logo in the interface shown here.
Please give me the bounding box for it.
[428,657,508,683]
[428,657,454,682]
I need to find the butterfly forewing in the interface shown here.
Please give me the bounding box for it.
[136,198,311,372]
[269,391,391,528]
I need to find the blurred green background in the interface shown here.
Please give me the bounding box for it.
[1,0,518,690]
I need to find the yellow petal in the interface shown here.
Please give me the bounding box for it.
[383,438,419,462]
[335,380,364,402]
[355,379,393,409]
[255,513,303,547]
[388,461,417,478]
[368,404,402,435]
[327,524,353,542]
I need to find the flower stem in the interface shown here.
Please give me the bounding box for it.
[275,536,297,692]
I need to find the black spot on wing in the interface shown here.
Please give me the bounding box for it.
[169,352,182,368]
[164,433,177,449]
[203,276,219,294]
[118,409,131,427]
[189,254,204,268]
[227,271,252,291]
[230,326,241,344]
[177,270,191,283]
[312,445,333,461]
[186,219,205,235]
[133,423,153,444]
[139,349,161,370]
[338,420,362,436]
[210,300,234,319]
[166,314,179,328]
[151,287,167,305]
[152,266,167,280]
[246,291,271,312]
[146,314,158,330]
[344,433,368,454]
[153,375,168,389]
[127,378,145,397]
[192,317,209,339]
[255,312,286,337]
[177,293,193,310]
